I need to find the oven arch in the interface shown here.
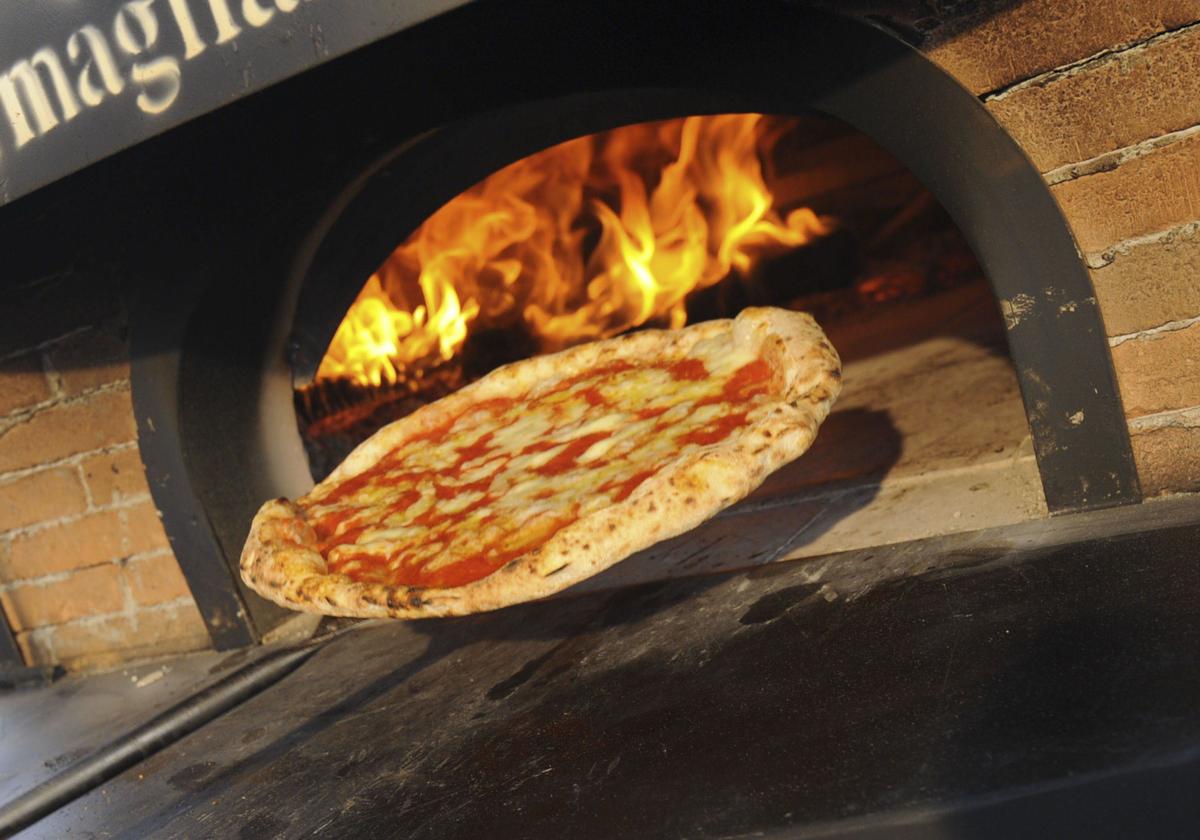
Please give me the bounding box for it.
[132,1,1139,645]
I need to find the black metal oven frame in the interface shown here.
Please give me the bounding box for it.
[126,1,1139,647]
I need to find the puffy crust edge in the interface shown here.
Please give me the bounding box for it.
[240,307,841,619]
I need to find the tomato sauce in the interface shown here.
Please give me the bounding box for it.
[536,431,612,476]
[668,358,708,381]
[610,468,656,502]
[579,386,606,406]
[677,411,750,446]
[307,351,777,590]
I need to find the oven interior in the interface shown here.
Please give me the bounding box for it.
[294,111,1044,570]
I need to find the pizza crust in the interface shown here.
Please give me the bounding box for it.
[241,307,841,619]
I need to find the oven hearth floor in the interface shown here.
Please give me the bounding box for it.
[6,495,1199,838]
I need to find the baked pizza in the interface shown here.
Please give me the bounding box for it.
[241,307,841,619]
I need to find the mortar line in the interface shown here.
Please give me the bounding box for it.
[14,596,197,640]
[1128,405,1200,432]
[0,492,154,541]
[983,19,1200,101]
[0,378,133,442]
[1085,219,1200,268]
[0,440,138,486]
[1043,122,1200,186]
[0,546,172,592]
[1109,314,1200,347]
[0,325,92,366]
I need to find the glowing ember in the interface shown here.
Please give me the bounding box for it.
[316,114,831,388]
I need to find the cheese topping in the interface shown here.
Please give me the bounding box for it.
[300,336,774,589]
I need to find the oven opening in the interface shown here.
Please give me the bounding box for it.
[294,112,1045,556]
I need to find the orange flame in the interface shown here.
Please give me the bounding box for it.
[317,114,830,387]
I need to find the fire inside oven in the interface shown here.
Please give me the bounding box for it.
[292,112,1043,549]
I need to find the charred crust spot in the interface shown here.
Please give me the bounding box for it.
[608,523,617,532]
[829,368,843,382]
[648,502,657,512]
[581,543,590,551]
[684,496,696,505]
[407,592,424,608]
[752,445,768,455]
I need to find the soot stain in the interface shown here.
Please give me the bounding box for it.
[487,648,557,701]
[240,726,267,746]
[167,761,219,792]
[739,583,820,624]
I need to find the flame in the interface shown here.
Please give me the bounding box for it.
[317,114,830,387]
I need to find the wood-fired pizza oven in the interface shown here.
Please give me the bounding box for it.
[12,1,1200,666]
[3,3,1200,833]
[120,2,1141,647]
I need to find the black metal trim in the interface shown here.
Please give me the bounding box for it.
[130,278,261,650]
[0,611,21,667]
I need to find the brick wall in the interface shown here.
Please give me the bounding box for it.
[928,1,1200,495]
[0,271,211,671]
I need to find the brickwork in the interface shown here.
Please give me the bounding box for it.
[926,1,1200,95]
[929,6,1200,497]
[986,25,1200,172]
[0,275,211,671]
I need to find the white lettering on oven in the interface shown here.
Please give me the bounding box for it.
[0,0,314,155]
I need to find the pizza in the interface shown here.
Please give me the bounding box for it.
[241,307,841,619]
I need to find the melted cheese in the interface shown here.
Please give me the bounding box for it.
[302,339,771,589]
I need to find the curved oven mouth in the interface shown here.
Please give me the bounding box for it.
[293,111,1001,494]
[130,4,1140,646]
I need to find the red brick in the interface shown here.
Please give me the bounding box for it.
[1091,224,1200,335]
[126,553,191,606]
[1132,424,1200,494]
[125,502,170,555]
[989,26,1200,171]
[1,564,124,631]
[927,1,1200,94]
[0,351,52,417]
[1052,131,1200,253]
[132,601,210,647]
[0,468,87,533]
[0,388,137,473]
[34,616,135,671]
[82,448,151,505]
[31,601,211,670]
[1111,322,1200,417]
[4,510,125,579]
[2,504,166,580]
[46,327,130,396]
